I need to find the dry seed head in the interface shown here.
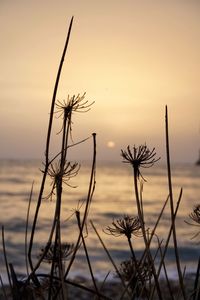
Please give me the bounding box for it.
[105,215,141,239]
[56,93,94,119]
[190,204,200,225]
[39,242,74,264]
[121,144,160,180]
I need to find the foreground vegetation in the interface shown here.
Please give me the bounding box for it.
[1,18,199,299]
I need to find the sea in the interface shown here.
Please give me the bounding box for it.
[0,159,199,282]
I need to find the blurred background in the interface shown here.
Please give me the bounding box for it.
[0,0,200,162]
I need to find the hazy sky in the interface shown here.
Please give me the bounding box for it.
[1,0,200,162]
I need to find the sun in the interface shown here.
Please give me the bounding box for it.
[107,141,115,148]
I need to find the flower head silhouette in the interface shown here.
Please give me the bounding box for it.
[189,204,200,225]
[39,242,74,264]
[45,160,79,199]
[105,215,141,239]
[56,93,94,119]
[55,93,94,136]
[121,144,160,180]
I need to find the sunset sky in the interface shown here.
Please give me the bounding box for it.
[1,0,200,162]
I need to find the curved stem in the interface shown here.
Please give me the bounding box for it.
[28,17,74,276]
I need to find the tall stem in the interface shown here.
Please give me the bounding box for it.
[133,168,163,300]
[76,211,99,297]
[28,17,74,275]
[165,106,186,300]
[64,133,96,279]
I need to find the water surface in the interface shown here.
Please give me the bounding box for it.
[0,160,199,281]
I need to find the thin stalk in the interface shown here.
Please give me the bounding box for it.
[35,111,69,296]
[48,184,63,300]
[150,188,183,299]
[139,196,169,267]
[48,135,91,166]
[176,267,187,300]
[158,241,175,300]
[48,103,69,299]
[133,168,163,300]
[127,237,150,299]
[1,226,12,293]
[53,133,96,299]
[139,180,144,219]
[76,211,100,298]
[30,111,70,287]
[25,181,34,277]
[61,108,72,162]
[194,256,200,300]
[45,17,73,163]
[28,17,74,275]
[165,105,186,299]
[96,271,110,300]
[26,199,58,283]
[90,221,132,300]
[48,101,70,300]
[127,237,137,263]
[64,133,96,280]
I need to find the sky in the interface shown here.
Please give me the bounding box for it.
[0,0,200,163]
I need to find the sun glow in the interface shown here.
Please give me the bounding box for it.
[107,141,115,149]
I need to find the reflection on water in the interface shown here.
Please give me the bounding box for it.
[0,160,200,280]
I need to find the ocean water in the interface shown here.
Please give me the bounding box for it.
[0,159,199,282]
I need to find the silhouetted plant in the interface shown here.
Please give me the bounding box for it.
[105,215,141,239]
[1,16,199,300]
[190,204,200,226]
[121,145,160,181]
[38,242,74,264]
[119,258,152,297]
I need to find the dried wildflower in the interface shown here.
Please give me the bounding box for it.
[121,144,160,180]
[119,258,151,294]
[185,205,200,241]
[56,93,94,119]
[39,242,74,264]
[190,205,200,225]
[55,93,94,136]
[46,160,79,199]
[105,215,141,239]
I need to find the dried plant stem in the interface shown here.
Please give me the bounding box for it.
[127,237,137,262]
[28,17,74,277]
[133,169,163,300]
[139,196,169,268]
[127,237,150,299]
[53,133,96,299]
[150,188,183,300]
[76,211,100,298]
[45,17,73,163]
[90,221,132,300]
[25,182,34,277]
[165,105,186,300]
[158,242,175,300]
[48,90,71,300]
[194,256,200,300]
[48,195,62,300]
[64,133,96,280]
[1,226,12,293]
